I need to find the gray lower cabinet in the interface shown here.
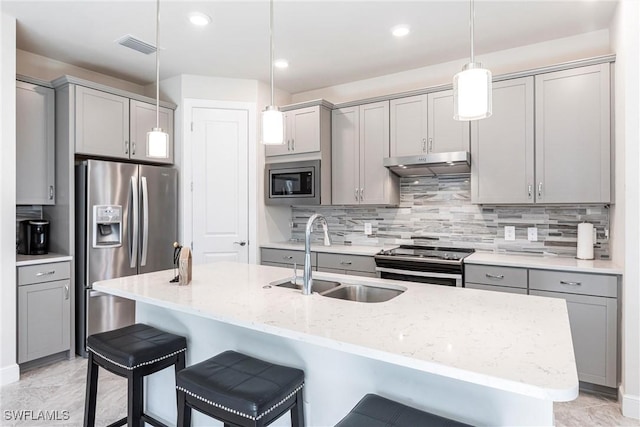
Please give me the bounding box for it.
[317,253,377,278]
[17,261,71,363]
[464,264,528,294]
[529,269,618,388]
[260,248,316,270]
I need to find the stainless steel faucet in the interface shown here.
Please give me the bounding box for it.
[303,214,331,295]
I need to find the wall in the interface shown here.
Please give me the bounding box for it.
[1,13,19,386]
[610,0,640,419]
[292,30,610,105]
[292,175,610,259]
[17,49,145,94]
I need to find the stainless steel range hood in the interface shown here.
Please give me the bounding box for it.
[383,151,470,177]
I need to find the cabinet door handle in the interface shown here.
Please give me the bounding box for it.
[283,255,293,260]
[124,140,129,154]
[131,141,136,155]
[287,140,291,151]
[485,273,504,279]
[422,138,427,153]
[36,271,55,277]
[355,188,359,201]
[528,184,532,199]
[291,139,295,151]
[49,185,54,200]
[64,283,69,300]
[340,261,352,265]
[560,280,582,286]
[538,182,543,198]
[428,137,433,152]
[360,188,364,201]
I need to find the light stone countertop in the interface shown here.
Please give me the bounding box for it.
[260,241,385,256]
[16,252,72,266]
[94,261,578,403]
[466,252,623,275]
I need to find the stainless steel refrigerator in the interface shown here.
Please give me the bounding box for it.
[75,159,178,356]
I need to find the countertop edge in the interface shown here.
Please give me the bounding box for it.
[465,253,623,275]
[16,253,73,266]
[260,242,383,256]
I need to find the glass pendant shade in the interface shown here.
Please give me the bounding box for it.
[453,63,492,121]
[146,127,169,158]
[261,106,285,145]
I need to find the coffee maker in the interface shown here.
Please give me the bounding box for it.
[18,219,50,255]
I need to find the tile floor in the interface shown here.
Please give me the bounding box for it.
[1,357,639,426]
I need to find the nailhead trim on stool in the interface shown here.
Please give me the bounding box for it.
[87,346,186,370]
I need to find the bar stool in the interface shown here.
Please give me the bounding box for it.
[84,323,187,427]
[334,394,472,427]
[176,350,304,427]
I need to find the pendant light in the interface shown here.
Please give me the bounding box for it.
[261,0,285,145]
[453,0,492,121]
[147,0,169,158]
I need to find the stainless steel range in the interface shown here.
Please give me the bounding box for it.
[374,245,475,287]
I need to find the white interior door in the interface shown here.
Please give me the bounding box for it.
[191,107,249,264]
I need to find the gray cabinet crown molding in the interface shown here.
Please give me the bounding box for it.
[281,99,334,111]
[51,75,177,110]
[16,74,54,88]
[332,54,616,109]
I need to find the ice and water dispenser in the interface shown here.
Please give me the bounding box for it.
[92,205,123,248]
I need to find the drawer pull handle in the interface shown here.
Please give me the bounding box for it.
[36,271,55,277]
[340,261,352,265]
[560,280,582,286]
[485,273,504,279]
[283,256,294,260]
[64,283,69,300]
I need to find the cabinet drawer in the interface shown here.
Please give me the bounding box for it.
[465,264,527,288]
[18,262,71,286]
[317,253,376,273]
[465,283,528,295]
[529,270,617,298]
[261,249,314,267]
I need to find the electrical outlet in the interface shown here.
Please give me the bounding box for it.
[364,223,372,235]
[504,226,516,241]
[527,227,538,242]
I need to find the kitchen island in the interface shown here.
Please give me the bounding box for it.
[93,261,578,426]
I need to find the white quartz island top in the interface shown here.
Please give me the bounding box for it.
[94,261,578,404]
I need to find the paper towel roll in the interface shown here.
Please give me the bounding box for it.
[577,222,594,260]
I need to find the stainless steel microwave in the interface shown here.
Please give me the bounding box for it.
[265,160,323,205]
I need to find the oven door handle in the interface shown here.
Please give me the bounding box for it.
[375,267,462,280]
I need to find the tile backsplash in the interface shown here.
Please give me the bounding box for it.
[291,174,610,259]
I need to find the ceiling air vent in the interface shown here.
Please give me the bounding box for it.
[116,34,156,55]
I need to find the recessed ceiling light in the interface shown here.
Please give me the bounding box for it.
[391,25,410,38]
[274,59,289,69]
[189,12,211,27]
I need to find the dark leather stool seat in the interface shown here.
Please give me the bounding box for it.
[335,394,472,427]
[176,350,304,427]
[84,323,187,427]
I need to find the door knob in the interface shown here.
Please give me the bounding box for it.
[233,241,247,246]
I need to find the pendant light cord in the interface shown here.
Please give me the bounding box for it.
[155,0,160,128]
[469,0,475,63]
[269,0,274,106]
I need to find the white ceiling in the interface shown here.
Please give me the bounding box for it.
[2,0,618,94]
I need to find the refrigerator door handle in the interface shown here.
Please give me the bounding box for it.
[141,176,149,267]
[130,176,139,269]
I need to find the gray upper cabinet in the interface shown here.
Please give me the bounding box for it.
[16,80,56,205]
[390,90,469,157]
[535,63,611,204]
[332,102,399,205]
[130,99,174,165]
[471,77,535,204]
[265,105,330,157]
[75,85,130,159]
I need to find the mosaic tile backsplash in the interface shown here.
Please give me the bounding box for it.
[291,174,610,259]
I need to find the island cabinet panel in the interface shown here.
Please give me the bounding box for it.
[129,100,174,164]
[471,77,535,204]
[260,248,316,268]
[535,64,611,204]
[17,261,71,364]
[75,86,130,159]
[390,90,469,157]
[529,269,618,388]
[317,253,377,277]
[332,102,399,205]
[465,264,528,294]
[16,81,56,205]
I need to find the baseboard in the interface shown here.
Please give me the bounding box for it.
[0,363,20,386]
[620,385,640,419]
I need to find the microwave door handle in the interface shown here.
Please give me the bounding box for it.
[129,176,138,269]
[141,176,149,267]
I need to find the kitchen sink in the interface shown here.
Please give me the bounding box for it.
[321,284,405,303]
[271,278,341,293]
